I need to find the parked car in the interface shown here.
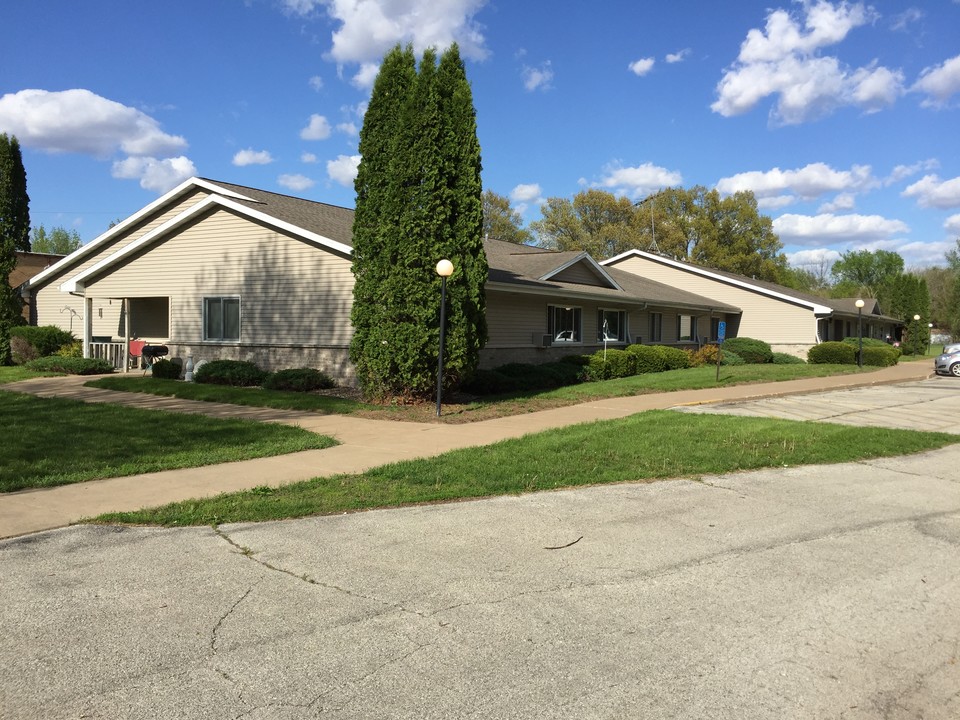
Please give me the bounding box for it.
[934,347,960,376]
[941,342,960,355]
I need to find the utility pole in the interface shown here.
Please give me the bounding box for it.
[634,190,660,254]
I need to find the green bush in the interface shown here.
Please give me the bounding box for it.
[651,345,691,370]
[194,359,267,387]
[771,352,805,364]
[24,356,114,375]
[689,344,720,367]
[151,358,182,380]
[559,354,590,367]
[625,344,667,374]
[842,336,901,360]
[461,369,521,395]
[262,368,335,392]
[722,337,773,364]
[587,349,636,380]
[54,340,83,358]
[720,350,746,366]
[9,326,75,359]
[808,341,856,364]
[462,361,584,396]
[861,346,899,367]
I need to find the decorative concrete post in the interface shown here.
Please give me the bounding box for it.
[185,356,195,382]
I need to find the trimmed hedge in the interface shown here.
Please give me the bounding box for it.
[24,356,114,375]
[151,358,182,380]
[651,345,691,370]
[689,344,719,367]
[625,344,668,374]
[462,360,584,395]
[585,349,636,381]
[808,341,856,364]
[842,336,901,360]
[194,359,268,387]
[720,350,746,366]
[772,352,805,364]
[263,368,335,392]
[9,326,75,361]
[861,346,899,367]
[722,337,773,364]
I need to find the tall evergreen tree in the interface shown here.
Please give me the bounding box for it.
[350,44,486,401]
[0,133,30,363]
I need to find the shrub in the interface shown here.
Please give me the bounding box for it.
[263,368,335,392]
[772,352,805,364]
[625,344,667,374]
[24,356,114,375]
[9,326,76,358]
[590,349,636,380]
[861,346,899,367]
[651,345,691,370]
[842,336,901,360]
[151,358,182,380]
[689,344,720,367]
[808,341,856,364]
[722,337,773,364]
[461,361,584,396]
[194,359,267,387]
[54,340,83,358]
[461,369,521,395]
[720,350,745,366]
[10,335,38,365]
[559,354,590,367]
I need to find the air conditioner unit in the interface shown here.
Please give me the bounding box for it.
[533,333,553,347]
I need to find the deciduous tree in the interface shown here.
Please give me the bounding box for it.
[31,225,82,254]
[482,190,532,245]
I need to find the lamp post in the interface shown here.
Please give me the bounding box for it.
[855,299,864,368]
[435,259,454,417]
[913,314,921,357]
[928,322,934,355]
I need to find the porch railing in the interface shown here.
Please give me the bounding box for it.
[89,341,126,370]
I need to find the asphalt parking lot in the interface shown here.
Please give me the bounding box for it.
[2,377,959,719]
[675,376,960,434]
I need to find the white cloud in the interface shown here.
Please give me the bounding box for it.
[308,75,324,92]
[896,240,955,267]
[596,162,683,199]
[818,192,856,213]
[336,121,358,136]
[232,148,274,166]
[885,159,939,185]
[716,162,874,200]
[786,247,841,268]
[773,213,910,246]
[757,195,798,210]
[945,214,960,235]
[278,173,315,192]
[711,2,904,124]
[0,88,186,158]
[890,8,924,31]
[665,49,691,64]
[301,152,318,163]
[912,54,960,107]
[510,183,542,203]
[111,156,196,193]
[522,62,554,92]
[628,57,655,76]
[300,114,331,140]
[326,154,360,186]
[902,174,960,209]
[351,62,381,89]
[320,0,489,86]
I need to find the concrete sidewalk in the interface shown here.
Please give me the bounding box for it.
[0,361,935,538]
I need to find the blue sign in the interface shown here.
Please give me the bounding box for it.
[717,321,727,342]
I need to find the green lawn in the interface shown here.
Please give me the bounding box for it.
[0,366,61,384]
[0,390,337,493]
[92,410,956,527]
[84,363,879,423]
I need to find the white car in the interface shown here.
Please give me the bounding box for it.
[934,347,960,377]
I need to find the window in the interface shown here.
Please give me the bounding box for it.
[598,309,627,342]
[548,305,581,343]
[677,314,697,342]
[203,297,240,341]
[649,312,662,342]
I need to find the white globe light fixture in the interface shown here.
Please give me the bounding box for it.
[435,259,454,416]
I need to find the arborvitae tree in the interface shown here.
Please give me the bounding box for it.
[350,44,486,401]
[0,133,30,363]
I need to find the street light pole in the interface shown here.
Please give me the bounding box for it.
[435,259,454,417]
[855,298,864,368]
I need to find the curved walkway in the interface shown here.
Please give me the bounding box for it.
[0,362,935,538]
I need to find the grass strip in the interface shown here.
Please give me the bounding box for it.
[0,390,337,492]
[91,410,956,527]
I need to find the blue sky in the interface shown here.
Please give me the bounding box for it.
[2,0,959,271]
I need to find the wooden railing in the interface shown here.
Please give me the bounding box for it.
[89,341,126,370]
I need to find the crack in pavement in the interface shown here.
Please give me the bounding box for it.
[211,580,261,653]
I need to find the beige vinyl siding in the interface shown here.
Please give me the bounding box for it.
[550,262,608,286]
[83,207,355,347]
[485,292,550,347]
[611,256,815,344]
[32,189,212,334]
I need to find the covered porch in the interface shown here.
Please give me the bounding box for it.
[83,296,171,371]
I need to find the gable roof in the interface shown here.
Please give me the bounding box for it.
[604,248,841,315]
[28,177,355,292]
[486,239,739,312]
